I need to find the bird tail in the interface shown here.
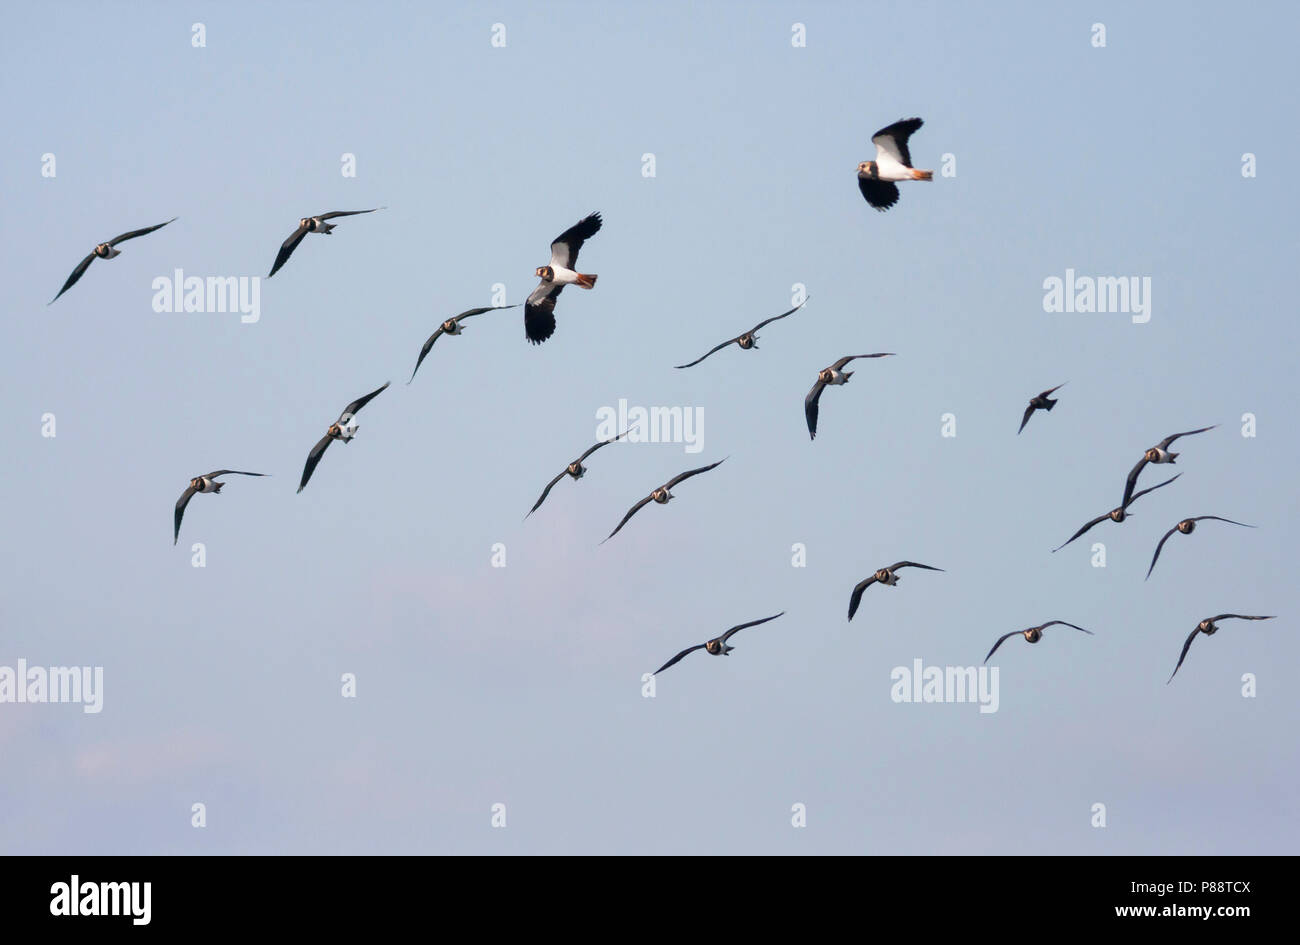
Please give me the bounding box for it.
[1168,451,1179,462]
[912,169,934,181]
[1044,399,1057,411]
[321,223,336,234]
[213,482,225,494]
[576,273,597,289]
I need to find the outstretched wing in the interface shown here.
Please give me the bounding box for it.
[49,251,98,304]
[1157,424,1217,450]
[549,212,602,269]
[984,631,1022,664]
[1129,472,1181,506]
[341,381,390,420]
[832,353,894,370]
[1209,614,1275,624]
[1167,626,1203,683]
[804,379,827,440]
[1145,526,1180,580]
[173,485,198,545]
[526,470,569,518]
[1018,403,1037,435]
[847,576,878,621]
[674,336,740,370]
[720,612,784,644]
[1194,515,1254,529]
[109,217,177,246]
[297,435,334,494]
[653,644,706,676]
[268,221,310,278]
[453,303,519,322]
[1039,620,1092,635]
[408,326,448,383]
[602,494,654,544]
[577,429,630,463]
[524,282,562,344]
[872,117,923,167]
[1052,512,1110,553]
[315,208,383,222]
[665,459,726,489]
[891,561,943,573]
[203,470,265,479]
[748,300,807,334]
[858,177,901,211]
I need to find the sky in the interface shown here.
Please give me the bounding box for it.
[1,1,1296,854]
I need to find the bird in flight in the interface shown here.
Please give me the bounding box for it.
[526,429,630,518]
[297,382,390,493]
[1167,614,1276,683]
[1052,474,1181,553]
[674,300,808,369]
[1019,383,1067,434]
[408,304,520,384]
[847,561,944,621]
[267,208,383,278]
[525,212,602,344]
[653,613,785,676]
[49,217,177,304]
[1121,425,1216,509]
[1145,516,1255,580]
[804,354,895,440]
[857,118,933,211]
[173,470,266,545]
[984,620,1093,664]
[602,459,726,544]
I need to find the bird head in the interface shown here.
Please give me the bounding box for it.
[1144,448,1161,462]
[857,161,874,177]
[819,368,834,383]
[190,477,202,490]
[327,423,341,438]
[1178,520,1196,534]
[299,218,310,229]
[568,462,584,479]
[1199,620,1217,635]
[536,266,554,281]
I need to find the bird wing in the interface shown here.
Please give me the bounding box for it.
[1018,402,1037,435]
[1129,472,1181,505]
[297,435,334,494]
[1193,515,1254,528]
[847,576,877,621]
[453,303,519,322]
[1210,614,1275,623]
[577,429,630,462]
[720,612,785,644]
[315,208,383,222]
[858,177,901,211]
[1157,424,1217,450]
[408,326,447,383]
[804,378,827,440]
[1041,382,1068,397]
[524,281,563,345]
[1167,626,1203,683]
[109,217,177,246]
[49,251,98,304]
[548,212,602,269]
[665,459,726,489]
[1145,525,1180,580]
[1052,512,1110,552]
[891,561,943,573]
[526,469,569,518]
[173,485,198,545]
[1121,456,1151,509]
[748,300,807,334]
[203,470,265,479]
[872,117,923,167]
[674,337,740,370]
[984,631,1021,664]
[340,381,390,420]
[602,494,655,544]
[268,221,310,278]
[832,353,894,370]
[1039,620,1093,635]
[653,644,707,676]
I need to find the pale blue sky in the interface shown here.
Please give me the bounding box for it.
[1,1,1296,853]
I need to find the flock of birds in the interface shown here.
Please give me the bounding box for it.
[46,118,1274,684]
